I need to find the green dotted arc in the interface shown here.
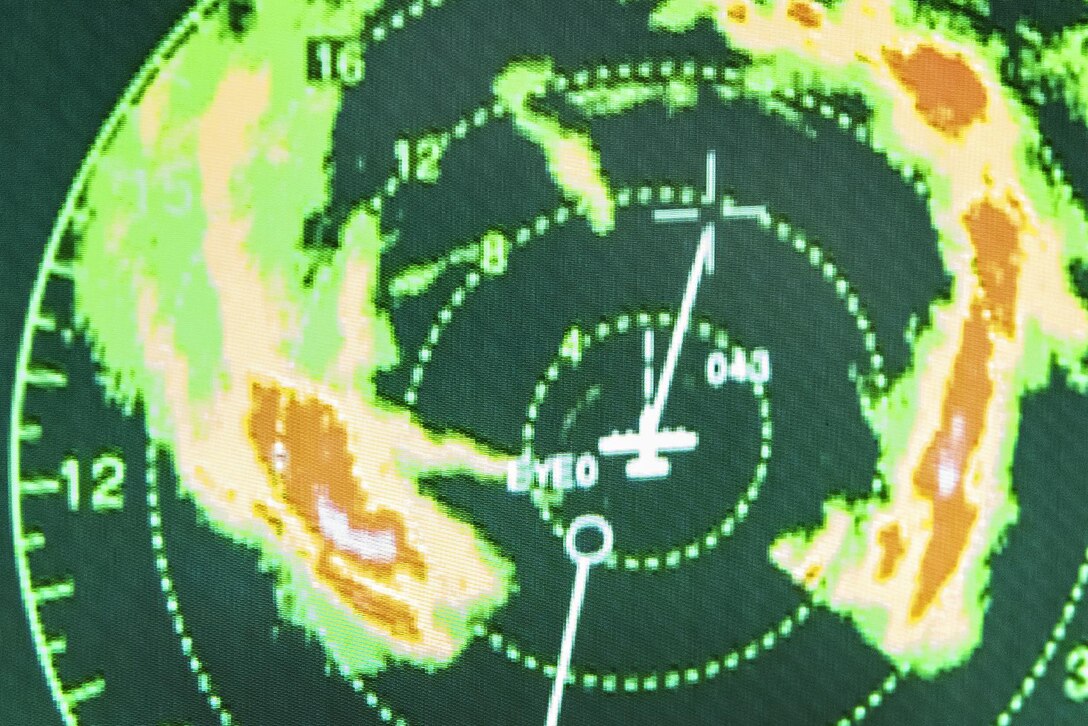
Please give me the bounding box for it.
[520,312,773,573]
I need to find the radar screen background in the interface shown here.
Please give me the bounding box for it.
[6,0,1088,723]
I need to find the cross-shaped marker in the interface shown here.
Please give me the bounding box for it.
[598,150,767,481]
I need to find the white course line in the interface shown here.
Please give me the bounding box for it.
[545,514,614,726]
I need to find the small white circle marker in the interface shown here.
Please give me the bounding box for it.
[564,513,614,566]
[548,513,614,726]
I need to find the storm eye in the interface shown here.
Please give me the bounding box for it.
[272,439,288,474]
[316,495,398,565]
[938,453,960,498]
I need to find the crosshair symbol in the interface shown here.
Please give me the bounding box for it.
[596,150,768,480]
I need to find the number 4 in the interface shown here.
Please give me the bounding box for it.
[560,327,585,366]
[60,453,126,513]
[729,348,749,383]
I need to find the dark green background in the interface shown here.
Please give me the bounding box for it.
[1,4,196,724]
[6,1,1088,724]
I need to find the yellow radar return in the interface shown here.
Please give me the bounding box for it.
[12,0,1088,723]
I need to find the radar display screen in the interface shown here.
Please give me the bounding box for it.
[7,0,1088,723]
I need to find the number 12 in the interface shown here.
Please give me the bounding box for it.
[61,453,126,513]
